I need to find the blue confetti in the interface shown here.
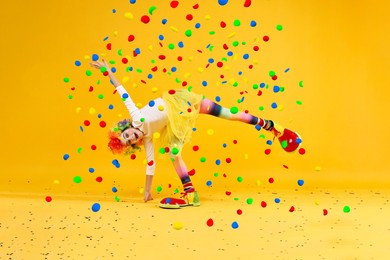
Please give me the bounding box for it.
[227,51,233,56]
[298,180,304,186]
[80,126,84,132]
[208,58,214,63]
[250,20,257,27]
[122,93,129,99]
[215,96,221,102]
[74,60,81,66]
[162,19,167,25]
[89,167,95,173]
[271,102,278,109]
[243,54,249,59]
[148,73,153,78]
[266,140,273,145]
[260,82,266,88]
[231,221,239,229]
[273,86,280,93]
[274,198,281,203]
[149,100,155,107]
[195,23,201,29]
[178,41,184,48]
[92,54,99,61]
[129,0,136,4]
[134,48,141,54]
[284,68,290,73]
[206,180,212,186]
[63,154,70,160]
[91,203,101,212]
[216,159,221,165]
[171,67,177,72]
[159,34,164,40]
[202,81,207,87]
[112,187,118,193]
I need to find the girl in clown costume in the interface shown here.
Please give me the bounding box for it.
[90,59,301,208]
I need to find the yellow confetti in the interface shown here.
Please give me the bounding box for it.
[256,180,261,186]
[139,187,144,194]
[113,31,119,36]
[188,56,194,62]
[207,129,214,135]
[84,55,90,60]
[170,26,178,32]
[122,76,130,83]
[89,107,96,115]
[124,12,134,20]
[76,107,81,113]
[148,45,153,51]
[184,73,191,78]
[228,32,236,38]
[53,180,60,184]
[315,199,320,205]
[204,15,211,20]
[158,105,164,111]
[153,132,160,139]
[244,153,249,159]
[152,87,158,93]
[136,102,143,108]
[277,105,285,111]
[315,166,322,172]
[253,59,259,64]
[197,67,204,73]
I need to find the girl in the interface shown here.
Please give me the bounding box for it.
[90,59,301,208]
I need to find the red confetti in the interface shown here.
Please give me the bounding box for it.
[168,89,176,95]
[168,184,172,188]
[96,176,103,182]
[223,173,227,178]
[84,120,90,126]
[163,68,167,73]
[159,55,166,60]
[151,66,158,72]
[289,206,295,212]
[122,58,128,64]
[225,191,231,196]
[233,140,237,144]
[99,121,106,128]
[299,148,306,155]
[226,158,232,163]
[192,145,199,151]
[217,61,223,68]
[130,154,136,160]
[253,45,259,51]
[141,80,146,84]
[170,1,179,8]
[70,87,75,91]
[182,81,187,86]
[103,71,109,76]
[188,169,196,176]
[164,147,170,153]
[237,209,243,215]
[263,35,269,42]
[244,0,252,7]
[248,65,253,69]
[45,196,52,202]
[268,177,274,183]
[128,34,135,42]
[193,3,199,9]
[323,209,328,216]
[206,218,214,227]
[272,75,278,80]
[91,145,97,150]
[147,160,154,166]
[141,15,150,24]
[187,108,192,113]
[283,165,289,169]
[265,149,271,155]
[177,56,183,61]
[223,43,229,50]
[106,43,112,50]
[89,86,94,92]
[261,201,267,208]
[257,90,262,96]
[186,14,193,21]
[220,21,226,28]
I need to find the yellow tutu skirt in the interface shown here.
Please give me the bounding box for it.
[160,89,203,149]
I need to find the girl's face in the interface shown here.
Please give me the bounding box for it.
[120,128,144,145]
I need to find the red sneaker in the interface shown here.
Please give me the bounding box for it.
[272,123,302,152]
[159,191,200,209]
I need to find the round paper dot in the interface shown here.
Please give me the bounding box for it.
[261,201,267,208]
[112,187,118,193]
[73,176,82,183]
[96,176,103,182]
[237,209,242,215]
[297,180,304,186]
[173,221,183,230]
[63,154,70,160]
[231,221,239,229]
[99,121,106,128]
[170,1,179,8]
[218,0,229,6]
[230,106,238,114]
[45,196,52,202]
[207,218,214,227]
[141,15,150,24]
[343,206,351,213]
[91,203,101,212]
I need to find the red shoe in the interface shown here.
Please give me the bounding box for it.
[272,123,302,153]
[159,191,200,209]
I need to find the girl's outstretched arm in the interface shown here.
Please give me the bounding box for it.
[90,59,121,88]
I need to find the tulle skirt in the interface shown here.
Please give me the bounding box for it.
[160,89,203,149]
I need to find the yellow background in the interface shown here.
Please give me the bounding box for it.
[1,0,390,259]
[0,0,389,194]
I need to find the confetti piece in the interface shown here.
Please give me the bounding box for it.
[343,206,351,213]
[323,209,328,216]
[237,209,243,215]
[231,221,239,229]
[45,196,52,202]
[73,176,82,184]
[92,203,101,212]
[276,24,283,31]
[124,12,134,20]
[170,1,179,8]
[261,201,267,208]
[207,218,214,227]
[148,6,157,15]
[63,154,70,160]
[218,0,229,6]
[173,221,183,230]
[297,180,304,186]
[289,206,295,212]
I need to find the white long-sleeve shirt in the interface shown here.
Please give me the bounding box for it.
[115,85,168,175]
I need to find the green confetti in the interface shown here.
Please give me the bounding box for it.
[115,196,120,202]
[200,157,206,163]
[296,100,303,105]
[237,176,243,182]
[269,70,276,77]
[246,198,253,205]
[276,24,283,31]
[63,77,70,83]
[77,148,82,154]
[343,206,351,213]
[159,147,165,154]
[185,29,192,37]
[136,68,143,73]
[209,31,216,35]
[233,19,241,26]
[100,67,107,73]
[98,94,104,99]
[172,147,179,155]
[299,80,304,87]
[281,140,288,149]
[252,84,259,90]
[230,106,239,114]
[213,172,219,177]
[68,95,73,100]
[73,176,82,184]
[118,49,123,56]
[156,186,162,192]
[168,43,175,50]
[258,106,264,111]
[148,6,157,15]
[232,41,239,47]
